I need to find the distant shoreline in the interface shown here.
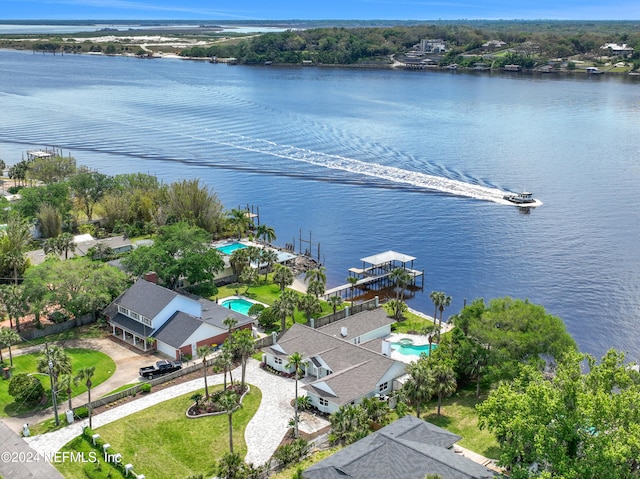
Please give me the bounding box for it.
[4,47,638,78]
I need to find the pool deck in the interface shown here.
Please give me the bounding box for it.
[386,333,435,363]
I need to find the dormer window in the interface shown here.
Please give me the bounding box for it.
[117,305,152,326]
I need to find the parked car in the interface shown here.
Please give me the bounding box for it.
[139,360,182,379]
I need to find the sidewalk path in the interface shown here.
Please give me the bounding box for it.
[24,359,296,466]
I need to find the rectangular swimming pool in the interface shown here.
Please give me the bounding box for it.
[216,242,247,255]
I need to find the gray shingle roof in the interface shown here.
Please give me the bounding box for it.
[317,308,395,341]
[116,278,179,320]
[303,416,496,479]
[108,312,155,337]
[269,322,403,406]
[199,298,254,329]
[153,311,203,348]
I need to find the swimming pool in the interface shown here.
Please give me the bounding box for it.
[221,298,257,316]
[390,342,437,356]
[216,242,247,255]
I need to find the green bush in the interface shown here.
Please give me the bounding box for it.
[8,374,45,406]
[75,406,89,419]
[140,383,151,393]
[273,438,310,467]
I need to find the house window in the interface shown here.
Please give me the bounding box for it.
[319,398,328,407]
[117,305,151,326]
[379,382,388,392]
[274,357,282,365]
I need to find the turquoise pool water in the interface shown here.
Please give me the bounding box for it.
[216,242,247,255]
[391,342,437,356]
[221,298,256,316]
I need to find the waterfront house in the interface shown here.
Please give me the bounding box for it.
[303,415,497,479]
[600,43,634,57]
[262,308,405,414]
[103,277,253,359]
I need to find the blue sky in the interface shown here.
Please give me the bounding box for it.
[3,0,639,21]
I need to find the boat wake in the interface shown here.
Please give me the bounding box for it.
[185,129,529,205]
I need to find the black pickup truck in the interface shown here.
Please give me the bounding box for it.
[139,360,182,379]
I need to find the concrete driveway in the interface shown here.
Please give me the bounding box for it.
[2,337,153,434]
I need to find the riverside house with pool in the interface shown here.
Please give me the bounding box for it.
[103,277,253,360]
[262,308,407,414]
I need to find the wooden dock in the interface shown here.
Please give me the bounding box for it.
[322,250,424,300]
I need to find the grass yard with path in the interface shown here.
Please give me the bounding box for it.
[0,348,115,417]
[56,384,262,479]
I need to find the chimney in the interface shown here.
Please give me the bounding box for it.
[143,272,157,284]
[341,326,348,337]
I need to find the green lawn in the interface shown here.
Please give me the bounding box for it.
[216,279,339,327]
[423,386,500,459]
[393,309,438,334]
[56,384,262,479]
[0,348,115,417]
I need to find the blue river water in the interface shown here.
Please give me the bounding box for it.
[1,49,640,359]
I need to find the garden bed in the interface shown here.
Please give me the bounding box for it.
[186,383,249,417]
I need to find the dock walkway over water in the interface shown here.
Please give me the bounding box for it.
[323,250,424,300]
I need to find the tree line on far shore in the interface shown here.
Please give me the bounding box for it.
[179,22,640,70]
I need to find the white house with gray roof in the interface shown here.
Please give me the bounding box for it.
[104,278,253,360]
[262,308,405,414]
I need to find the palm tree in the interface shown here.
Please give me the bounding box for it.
[223,316,238,335]
[273,264,294,292]
[297,293,321,323]
[3,215,31,284]
[239,267,259,294]
[389,268,412,320]
[213,349,233,390]
[0,327,21,367]
[216,389,240,453]
[328,296,343,317]
[57,232,76,260]
[260,248,279,281]
[0,285,27,332]
[216,451,243,479]
[305,267,327,298]
[273,290,297,332]
[286,351,306,438]
[402,359,434,419]
[226,208,251,240]
[346,276,359,306]
[220,342,235,387]
[233,329,255,390]
[197,345,213,399]
[329,404,369,445]
[37,345,72,385]
[229,247,250,278]
[431,361,457,416]
[74,366,96,428]
[255,224,276,245]
[361,396,391,427]
[430,291,443,327]
[438,294,452,333]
